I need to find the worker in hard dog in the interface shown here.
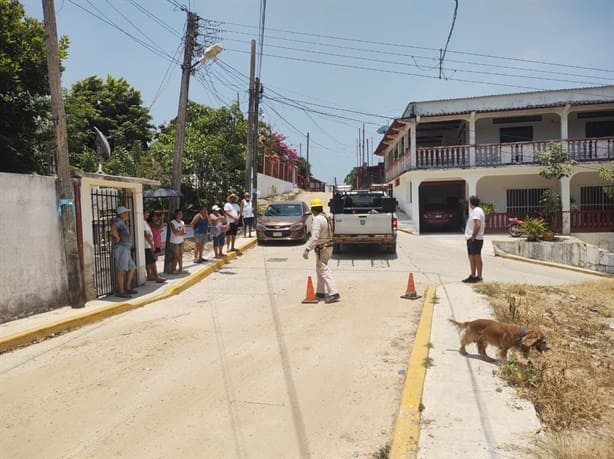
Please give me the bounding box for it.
[302,198,340,304]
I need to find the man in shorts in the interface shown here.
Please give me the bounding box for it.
[111,206,137,298]
[462,195,485,283]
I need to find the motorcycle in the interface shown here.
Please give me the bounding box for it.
[507,217,524,237]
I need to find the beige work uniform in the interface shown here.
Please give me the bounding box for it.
[306,213,338,296]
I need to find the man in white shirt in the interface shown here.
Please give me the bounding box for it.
[463,195,485,283]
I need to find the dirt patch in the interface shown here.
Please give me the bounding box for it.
[474,280,614,457]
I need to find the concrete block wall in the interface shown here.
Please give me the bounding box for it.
[0,172,69,323]
[257,173,295,198]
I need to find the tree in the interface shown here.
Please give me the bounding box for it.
[296,157,310,180]
[344,169,356,186]
[148,101,248,210]
[64,75,153,172]
[535,141,575,180]
[599,162,614,199]
[0,0,69,173]
[535,142,575,230]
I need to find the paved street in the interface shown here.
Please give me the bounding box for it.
[0,214,601,458]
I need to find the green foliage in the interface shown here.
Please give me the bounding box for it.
[536,142,575,180]
[296,157,310,179]
[499,354,541,388]
[344,168,356,186]
[0,0,68,173]
[64,75,153,172]
[520,217,547,241]
[480,201,495,215]
[599,162,614,199]
[149,101,248,210]
[539,188,561,227]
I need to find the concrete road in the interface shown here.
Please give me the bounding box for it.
[0,194,600,459]
[0,235,421,459]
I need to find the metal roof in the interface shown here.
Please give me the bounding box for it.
[374,85,614,156]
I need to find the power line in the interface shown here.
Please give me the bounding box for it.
[148,43,183,110]
[257,0,266,78]
[126,0,182,38]
[218,20,614,74]
[220,29,614,82]
[67,0,177,63]
[221,37,609,87]
[439,0,458,78]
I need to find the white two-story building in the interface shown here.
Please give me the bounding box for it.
[375,85,614,234]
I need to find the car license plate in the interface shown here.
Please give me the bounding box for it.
[273,231,282,237]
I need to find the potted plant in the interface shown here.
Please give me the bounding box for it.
[542,227,555,241]
[520,217,547,242]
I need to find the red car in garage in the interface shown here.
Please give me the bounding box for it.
[422,207,456,229]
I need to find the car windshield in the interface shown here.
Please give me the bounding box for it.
[265,204,303,217]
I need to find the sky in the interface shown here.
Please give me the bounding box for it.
[21,0,614,184]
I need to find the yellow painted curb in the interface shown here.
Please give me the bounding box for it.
[0,239,258,354]
[389,284,437,459]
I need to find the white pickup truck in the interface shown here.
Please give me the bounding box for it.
[328,189,398,254]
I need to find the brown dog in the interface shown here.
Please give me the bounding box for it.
[448,319,548,362]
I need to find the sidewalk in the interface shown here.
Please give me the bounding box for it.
[397,282,542,459]
[0,237,257,352]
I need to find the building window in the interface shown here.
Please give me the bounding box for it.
[500,126,533,143]
[507,188,545,216]
[580,186,614,210]
[586,121,614,138]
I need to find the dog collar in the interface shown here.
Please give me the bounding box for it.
[518,326,526,349]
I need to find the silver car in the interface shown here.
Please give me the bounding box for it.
[256,200,312,243]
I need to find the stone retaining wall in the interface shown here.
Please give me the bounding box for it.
[492,237,614,274]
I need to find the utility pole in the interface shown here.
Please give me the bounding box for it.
[165,11,198,274]
[306,132,310,190]
[251,77,262,218]
[245,40,256,195]
[42,0,85,308]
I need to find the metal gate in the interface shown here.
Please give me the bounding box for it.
[90,187,136,297]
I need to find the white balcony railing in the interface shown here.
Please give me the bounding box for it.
[384,137,614,182]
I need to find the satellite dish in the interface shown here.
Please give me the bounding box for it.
[377,125,389,134]
[93,127,111,174]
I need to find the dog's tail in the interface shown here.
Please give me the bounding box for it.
[448,318,466,329]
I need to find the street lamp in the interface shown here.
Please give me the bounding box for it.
[193,43,224,67]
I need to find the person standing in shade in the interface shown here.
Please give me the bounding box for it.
[240,192,254,237]
[302,198,340,304]
[110,206,137,298]
[143,209,166,283]
[224,193,241,252]
[149,210,163,254]
[462,195,486,283]
[191,205,210,263]
[209,204,227,258]
[170,209,188,274]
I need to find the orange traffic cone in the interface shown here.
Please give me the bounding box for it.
[401,273,421,300]
[302,276,319,304]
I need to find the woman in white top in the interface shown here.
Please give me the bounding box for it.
[170,209,188,274]
[240,192,254,237]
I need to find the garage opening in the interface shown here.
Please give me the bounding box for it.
[419,180,465,233]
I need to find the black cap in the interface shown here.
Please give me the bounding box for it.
[469,195,480,206]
